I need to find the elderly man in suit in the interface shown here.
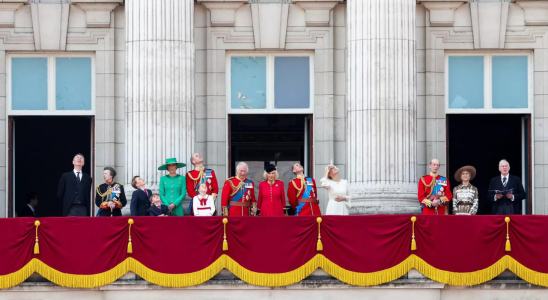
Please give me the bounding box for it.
[130,176,153,216]
[57,153,92,217]
[487,159,526,215]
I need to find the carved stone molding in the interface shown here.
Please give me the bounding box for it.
[30,3,69,50]
[0,3,23,28]
[199,1,245,27]
[251,3,289,49]
[517,1,548,26]
[422,1,464,27]
[294,1,339,27]
[470,2,509,49]
[74,3,119,28]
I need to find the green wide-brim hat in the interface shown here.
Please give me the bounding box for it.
[158,158,186,171]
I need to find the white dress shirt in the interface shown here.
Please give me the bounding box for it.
[27,204,35,214]
[73,169,82,181]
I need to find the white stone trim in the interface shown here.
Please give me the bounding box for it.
[74,3,119,28]
[0,3,23,28]
[422,1,464,27]
[294,1,339,27]
[200,2,245,27]
[517,1,548,26]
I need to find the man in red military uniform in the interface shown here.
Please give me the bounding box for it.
[221,162,256,216]
[288,163,321,216]
[418,159,452,215]
[186,153,219,215]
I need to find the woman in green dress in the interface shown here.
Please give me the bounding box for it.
[158,158,187,216]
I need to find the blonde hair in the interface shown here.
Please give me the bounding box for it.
[263,170,279,181]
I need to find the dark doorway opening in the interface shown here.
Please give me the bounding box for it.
[229,114,312,215]
[11,116,92,217]
[447,114,530,215]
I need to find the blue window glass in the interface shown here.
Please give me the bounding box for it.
[492,56,528,109]
[274,57,310,109]
[11,58,48,110]
[56,57,92,110]
[448,56,484,109]
[231,57,267,109]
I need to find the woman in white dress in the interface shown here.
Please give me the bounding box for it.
[321,164,351,215]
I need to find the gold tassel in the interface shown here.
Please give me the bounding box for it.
[316,217,323,251]
[222,218,228,251]
[34,220,40,254]
[505,217,511,252]
[127,219,134,254]
[411,216,417,251]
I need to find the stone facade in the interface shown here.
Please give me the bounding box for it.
[0,0,547,216]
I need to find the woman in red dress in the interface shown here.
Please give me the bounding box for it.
[257,164,285,216]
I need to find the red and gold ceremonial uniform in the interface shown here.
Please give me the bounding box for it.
[186,167,219,215]
[287,175,321,216]
[418,173,452,215]
[221,176,256,216]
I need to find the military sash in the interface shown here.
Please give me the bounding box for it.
[228,179,250,210]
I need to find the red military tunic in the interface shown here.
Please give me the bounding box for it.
[257,180,285,216]
[186,167,219,215]
[287,175,321,216]
[221,176,256,216]
[418,173,452,215]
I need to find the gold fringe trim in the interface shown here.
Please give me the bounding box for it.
[0,259,37,289]
[412,255,508,286]
[3,255,548,289]
[319,254,413,286]
[131,257,225,287]
[224,255,320,287]
[35,259,131,288]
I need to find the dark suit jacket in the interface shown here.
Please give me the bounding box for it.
[149,204,170,216]
[130,189,152,216]
[57,171,92,217]
[18,204,35,217]
[487,174,526,215]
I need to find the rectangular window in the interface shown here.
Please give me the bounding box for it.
[446,52,531,113]
[448,56,484,109]
[231,57,267,109]
[56,57,92,110]
[8,54,94,115]
[492,56,528,109]
[11,58,48,110]
[274,57,310,109]
[227,53,313,113]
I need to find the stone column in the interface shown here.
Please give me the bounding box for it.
[346,0,418,214]
[125,0,195,190]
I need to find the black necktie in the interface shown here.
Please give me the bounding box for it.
[503,177,507,187]
[76,172,80,181]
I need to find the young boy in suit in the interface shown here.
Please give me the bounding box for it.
[149,193,170,217]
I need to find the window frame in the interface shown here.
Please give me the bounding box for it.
[226,52,314,114]
[445,51,533,114]
[7,52,95,116]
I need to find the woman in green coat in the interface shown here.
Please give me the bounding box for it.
[158,158,187,216]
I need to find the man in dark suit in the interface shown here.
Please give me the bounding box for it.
[487,159,526,215]
[57,153,92,217]
[130,175,153,216]
[18,192,38,217]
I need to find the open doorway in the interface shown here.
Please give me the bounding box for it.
[228,114,312,213]
[447,114,531,215]
[10,116,93,217]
